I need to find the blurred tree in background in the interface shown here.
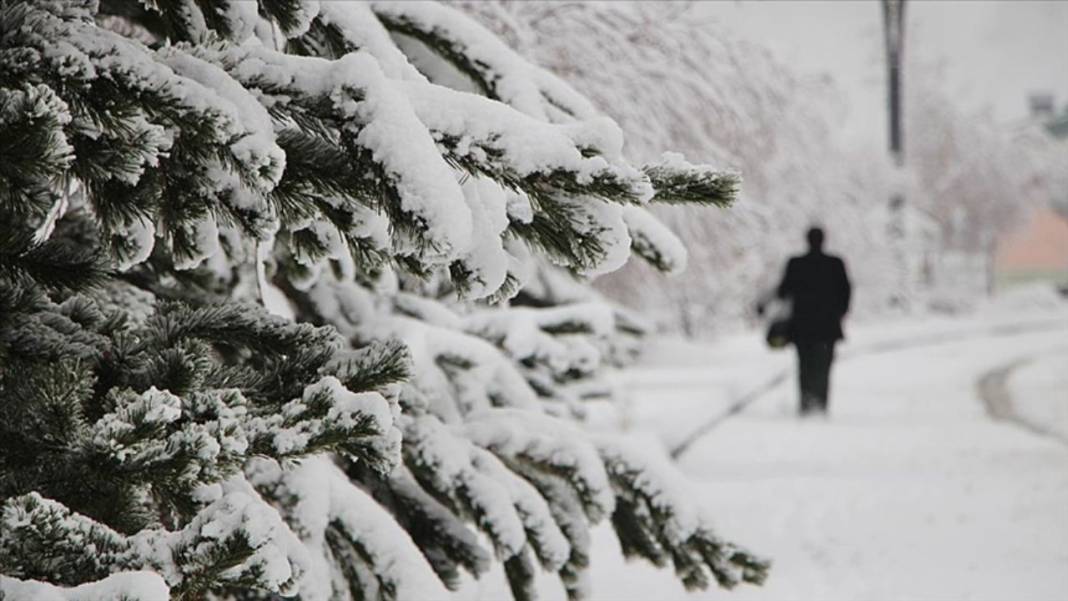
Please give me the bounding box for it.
[460,1,1068,333]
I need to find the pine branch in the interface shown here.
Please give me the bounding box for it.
[643,154,740,207]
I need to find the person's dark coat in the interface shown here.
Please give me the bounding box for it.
[776,251,851,341]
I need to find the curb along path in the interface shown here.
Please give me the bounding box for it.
[670,317,1068,459]
[977,354,1068,447]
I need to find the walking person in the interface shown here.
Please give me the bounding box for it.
[776,227,851,416]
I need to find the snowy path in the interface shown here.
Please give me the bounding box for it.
[669,316,1068,458]
[582,314,1068,601]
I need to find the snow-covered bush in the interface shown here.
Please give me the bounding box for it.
[0,1,766,600]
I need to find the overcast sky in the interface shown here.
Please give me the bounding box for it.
[701,0,1068,148]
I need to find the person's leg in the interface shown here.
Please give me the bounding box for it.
[826,342,837,411]
[814,341,835,413]
[796,341,815,415]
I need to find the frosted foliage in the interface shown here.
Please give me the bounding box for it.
[9,2,701,280]
[247,456,447,601]
[1,2,766,600]
[112,216,157,272]
[402,80,651,202]
[595,439,701,546]
[455,176,511,299]
[246,376,402,469]
[207,42,475,261]
[0,491,307,595]
[371,0,600,122]
[623,206,688,275]
[470,446,571,570]
[464,409,615,521]
[275,0,322,37]
[331,55,473,261]
[89,387,181,459]
[316,2,427,82]
[172,214,220,271]
[157,48,286,189]
[361,312,541,418]
[403,415,529,557]
[139,490,309,594]
[463,303,614,378]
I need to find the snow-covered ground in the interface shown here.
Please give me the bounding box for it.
[1009,351,1068,442]
[463,286,1068,600]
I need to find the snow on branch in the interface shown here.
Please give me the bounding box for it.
[371,0,599,123]
[188,40,475,265]
[596,439,770,591]
[0,571,169,601]
[463,408,615,523]
[294,2,428,82]
[643,152,740,207]
[2,2,281,269]
[353,462,493,589]
[0,491,309,598]
[462,302,615,406]
[246,376,402,473]
[86,387,249,497]
[401,415,529,560]
[623,206,689,275]
[401,80,650,205]
[247,456,448,601]
[365,312,542,419]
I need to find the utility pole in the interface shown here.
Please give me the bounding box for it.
[882,0,908,307]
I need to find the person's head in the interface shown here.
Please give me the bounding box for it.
[806,227,825,252]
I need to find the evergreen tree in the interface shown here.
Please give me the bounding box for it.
[0,1,767,600]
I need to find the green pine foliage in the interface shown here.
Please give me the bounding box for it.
[0,1,766,600]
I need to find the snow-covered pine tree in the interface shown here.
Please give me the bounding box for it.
[0,1,767,600]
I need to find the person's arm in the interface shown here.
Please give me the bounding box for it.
[837,258,852,316]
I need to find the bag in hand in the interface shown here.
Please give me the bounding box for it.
[761,297,792,350]
[765,317,791,349]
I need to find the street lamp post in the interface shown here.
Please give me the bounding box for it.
[882,0,908,307]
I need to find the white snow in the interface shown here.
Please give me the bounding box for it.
[401,80,649,201]
[172,214,220,271]
[157,47,286,190]
[407,415,531,558]
[454,297,1068,600]
[246,375,401,467]
[471,446,572,570]
[1008,350,1068,441]
[621,205,688,274]
[462,303,614,378]
[279,456,449,601]
[113,216,157,272]
[195,42,475,263]
[0,571,170,601]
[455,176,511,299]
[316,2,428,82]
[370,1,600,122]
[90,387,182,462]
[601,304,1068,600]
[463,408,616,522]
[364,313,543,417]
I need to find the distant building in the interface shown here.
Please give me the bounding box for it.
[995,208,1068,288]
[994,96,1068,289]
